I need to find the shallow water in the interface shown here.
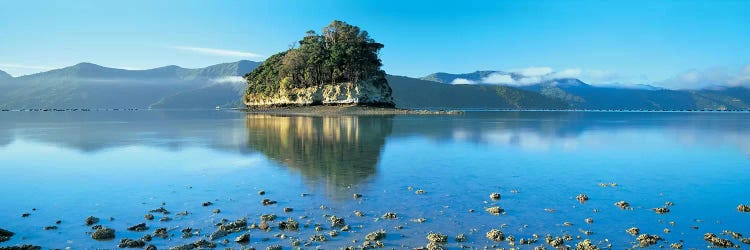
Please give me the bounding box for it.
[0,111,749,249]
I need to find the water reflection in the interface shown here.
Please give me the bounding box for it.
[244,115,393,195]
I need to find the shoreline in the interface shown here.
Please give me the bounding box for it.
[240,105,464,115]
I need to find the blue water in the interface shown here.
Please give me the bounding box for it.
[0,111,749,249]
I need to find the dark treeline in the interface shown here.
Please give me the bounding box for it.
[245,20,386,96]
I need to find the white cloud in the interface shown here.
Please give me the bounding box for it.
[481,73,514,84]
[548,68,581,79]
[451,78,475,84]
[211,76,246,84]
[0,63,55,70]
[514,66,553,77]
[655,66,747,89]
[173,46,264,59]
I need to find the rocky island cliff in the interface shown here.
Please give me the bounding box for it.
[244,21,394,107]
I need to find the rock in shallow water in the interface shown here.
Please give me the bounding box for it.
[91,227,115,240]
[118,238,146,248]
[85,216,99,226]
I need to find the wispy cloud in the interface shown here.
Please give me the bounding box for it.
[447,66,634,87]
[211,76,246,84]
[655,64,750,89]
[172,46,264,59]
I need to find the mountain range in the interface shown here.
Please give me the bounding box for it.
[1,63,749,110]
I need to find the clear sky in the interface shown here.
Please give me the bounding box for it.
[1,0,749,88]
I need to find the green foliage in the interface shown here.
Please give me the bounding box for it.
[245,20,386,99]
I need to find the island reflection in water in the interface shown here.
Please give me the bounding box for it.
[0,111,748,248]
[245,114,392,197]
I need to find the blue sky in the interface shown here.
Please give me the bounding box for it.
[1,0,749,88]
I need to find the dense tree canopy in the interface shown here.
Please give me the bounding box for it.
[245,20,387,96]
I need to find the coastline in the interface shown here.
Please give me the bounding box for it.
[241,105,463,115]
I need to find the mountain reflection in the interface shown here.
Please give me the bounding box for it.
[244,114,393,195]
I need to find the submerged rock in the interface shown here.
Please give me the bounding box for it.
[585,218,594,224]
[202,201,213,207]
[91,227,115,240]
[310,234,327,242]
[329,215,346,228]
[704,233,735,248]
[626,227,640,236]
[144,214,154,220]
[85,216,100,226]
[670,242,683,249]
[614,201,631,210]
[381,212,397,219]
[127,223,148,232]
[489,192,501,200]
[261,199,277,205]
[149,207,170,214]
[574,239,599,250]
[153,228,168,238]
[0,228,14,243]
[118,238,146,248]
[260,214,276,222]
[278,218,299,231]
[235,233,250,243]
[485,206,504,215]
[169,239,217,250]
[576,194,589,203]
[0,245,41,250]
[43,226,57,230]
[545,235,565,248]
[208,229,228,241]
[455,233,468,242]
[653,207,670,214]
[365,229,386,241]
[426,232,448,243]
[636,234,662,247]
[219,218,247,232]
[486,229,505,242]
[738,204,750,212]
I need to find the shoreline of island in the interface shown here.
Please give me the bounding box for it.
[240,105,463,115]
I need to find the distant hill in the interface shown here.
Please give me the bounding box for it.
[0,61,259,109]
[0,70,11,79]
[421,71,750,110]
[387,75,568,109]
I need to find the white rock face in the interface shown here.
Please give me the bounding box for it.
[244,77,393,107]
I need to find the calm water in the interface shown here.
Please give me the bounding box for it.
[0,111,749,249]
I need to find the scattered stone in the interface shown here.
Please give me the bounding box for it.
[664,228,671,233]
[563,222,573,226]
[365,229,386,241]
[149,207,170,214]
[91,227,115,240]
[411,218,427,223]
[145,244,157,250]
[310,234,327,242]
[202,201,213,206]
[159,217,172,222]
[575,239,599,250]
[626,227,640,236]
[127,223,148,232]
[261,199,277,205]
[55,220,61,224]
[329,230,339,237]
[704,233,735,248]
[636,234,662,247]
[258,190,265,195]
[153,227,168,238]
[545,235,564,248]
[415,189,425,195]
[118,238,146,248]
[21,213,30,218]
[670,242,683,249]
[278,218,299,231]
[653,207,670,214]
[266,245,281,250]
[0,245,41,250]
[170,239,217,250]
[329,215,346,228]
[576,194,589,203]
[212,209,220,214]
[144,214,154,220]
[354,193,363,199]
[260,214,276,222]
[0,228,14,243]
[665,201,674,206]
[258,221,269,231]
[141,234,152,242]
[485,206,504,215]
[235,233,250,243]
[381,212,397,219]
[722,229,742,239]
[614,201,631,210]
[43,226,57,230]
[283,207,293,212]
[489,192,501,200]
[85,216,100,226]
[455,233,468,242]
[738,204,750,212]
[742,238,750,244]
[354,210,365,217]
[486,229,505,241]
[176,211,189,216]
[180,228,193,238]
[427,232,448,243]
[209,229,228,240]
[219,218,247,232]
[585,218,594,224]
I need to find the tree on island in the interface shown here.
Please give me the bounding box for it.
[244,20,392,106]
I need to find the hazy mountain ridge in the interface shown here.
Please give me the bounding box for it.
[0,61,260,109]
[0,70,11,79]
[421,71,750,110]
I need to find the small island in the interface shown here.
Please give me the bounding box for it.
[243,20,395,108]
